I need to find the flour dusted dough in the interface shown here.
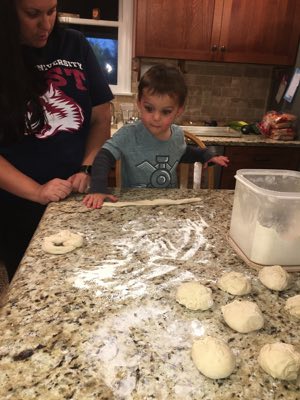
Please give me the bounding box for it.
[42,230,83,254]
[191,336,236,379]
[217,271,251,295]
[285,295,300,319]
[221,300,264,333]
[258,265,290,291]
[258,342,300,381]
[102,197,202,207]
[176,281,213,311]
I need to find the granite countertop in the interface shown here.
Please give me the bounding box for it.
[199,134,300,147]
[111,123,300,147]
[0,189,299,400]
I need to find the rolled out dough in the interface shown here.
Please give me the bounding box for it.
[176,281,213,311]
[42,230,83,254]
[258,342,300,381]
[285,295,300,319]
[221,300,264,333]
[258,265,290,291]
[192,336,236,379]
[217,271,252,295]
[102,197,202,207]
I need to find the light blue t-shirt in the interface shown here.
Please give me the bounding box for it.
[103,121,186,188]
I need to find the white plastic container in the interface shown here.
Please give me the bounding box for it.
[229,169,300,266]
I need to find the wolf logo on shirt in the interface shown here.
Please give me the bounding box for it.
[26,83,84,139]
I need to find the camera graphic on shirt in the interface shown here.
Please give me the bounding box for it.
[137,155,178,188]
[150,156,171,188]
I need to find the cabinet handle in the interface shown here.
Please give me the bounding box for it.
[220,46,226,52]
[211,44,218,51]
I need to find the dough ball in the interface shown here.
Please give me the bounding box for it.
[221,300,264,333]
[285,295,300,319]
[42,230,83,254]
[217,271,251,295]
[258,342,300,381]
[191,336,236,379]
[258,265,290,291]
[176,281,213,311]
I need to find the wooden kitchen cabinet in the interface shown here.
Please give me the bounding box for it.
[220,146,300,189]
[135,0,218,61]
[134,0,300,65]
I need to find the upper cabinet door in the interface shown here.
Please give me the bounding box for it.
[134,0,300,65]
[218,0,300,65]
[134,0,223,61]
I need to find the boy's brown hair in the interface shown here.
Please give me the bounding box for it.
[138,64,187,107]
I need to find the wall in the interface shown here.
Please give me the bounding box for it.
[113,58,272,126]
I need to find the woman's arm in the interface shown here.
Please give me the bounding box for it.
[68,102,111,193]
[82,102,111,165]
[0,156,72,205]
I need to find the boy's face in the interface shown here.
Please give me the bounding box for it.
[137,90,184,139]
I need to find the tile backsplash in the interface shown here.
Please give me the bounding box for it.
[113,58,272,126]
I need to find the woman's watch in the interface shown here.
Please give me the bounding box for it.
[79,165,92,175]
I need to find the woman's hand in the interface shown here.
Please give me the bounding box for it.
[37,179,72,205]
[68,172,91,193]
[0,157,73,204]
[83,193,118,209]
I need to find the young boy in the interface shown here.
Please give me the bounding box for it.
[83,64,229,209]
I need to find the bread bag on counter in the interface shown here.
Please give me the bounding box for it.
[258,111,297,140]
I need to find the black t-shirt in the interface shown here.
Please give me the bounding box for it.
[0,28,113,202]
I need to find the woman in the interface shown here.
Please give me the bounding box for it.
[0,0,113,281]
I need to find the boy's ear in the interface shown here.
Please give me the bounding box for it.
[176,106,185,117]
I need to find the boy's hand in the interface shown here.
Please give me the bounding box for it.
[83,193,118,209]
[208,155,230,167]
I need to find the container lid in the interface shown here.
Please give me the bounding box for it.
[234,169,300,199]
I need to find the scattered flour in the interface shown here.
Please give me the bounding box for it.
[73,265,117,289]
[84,302,209,399]
[73,215,209,299]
